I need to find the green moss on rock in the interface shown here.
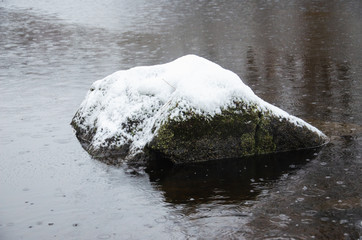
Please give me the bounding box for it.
[147,101,325,164]
[148,103,266,163]
[240,133,255,155]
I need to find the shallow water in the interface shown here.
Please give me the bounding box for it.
[1,0,362,239]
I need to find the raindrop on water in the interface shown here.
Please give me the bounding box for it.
[333,202,352,211]
[340,219,348,224]
[301,218,313,224]
[97,234,111,239]
[320,217,329,222]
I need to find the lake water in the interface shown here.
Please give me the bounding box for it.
[1,0,362,239]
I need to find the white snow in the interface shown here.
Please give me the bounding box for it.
[74,55,326,158]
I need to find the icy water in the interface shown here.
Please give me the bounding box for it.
[1,0,362,239]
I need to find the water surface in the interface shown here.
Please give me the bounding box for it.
[1,0,362,239]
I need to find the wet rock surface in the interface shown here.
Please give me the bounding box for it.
[147,102,327,164]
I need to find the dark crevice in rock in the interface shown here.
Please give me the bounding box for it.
[254,111,262,154]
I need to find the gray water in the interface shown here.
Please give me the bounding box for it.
[1,0,362,239]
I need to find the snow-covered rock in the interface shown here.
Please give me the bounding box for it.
[71,55,328,164]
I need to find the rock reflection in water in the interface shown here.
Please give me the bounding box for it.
[145,150,318,204]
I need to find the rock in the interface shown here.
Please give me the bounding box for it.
[71,55,328,164]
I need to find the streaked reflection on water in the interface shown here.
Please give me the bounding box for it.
[147,151,316,204]
[1,0,361,239]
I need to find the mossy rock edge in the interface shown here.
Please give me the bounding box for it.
[146,103,327,164]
